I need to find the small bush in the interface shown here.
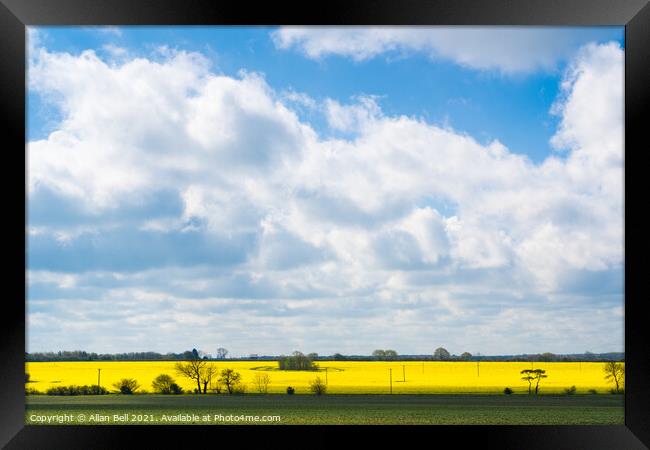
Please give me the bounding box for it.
[113,378,140,395]
[232,383,247,395]
[46,385,108,396]
[503,387,514,395]
[309,376,327,395]
[286,386,295,395]
[588,389,598,394]
[170,383,183,394]
[564,385,577,395]
[81,385,109,395]
[152,374,178,394]
[25,387,41,396]
[46,386,71,396]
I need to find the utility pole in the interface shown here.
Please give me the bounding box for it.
[97,368,101,387]
[389,368,393,394]
[403,365,406,382]
[325,367,328,385]
[477,361,480,377]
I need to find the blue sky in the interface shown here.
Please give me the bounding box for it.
[27,26,624,356]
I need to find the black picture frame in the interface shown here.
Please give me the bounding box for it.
[1,0,648,448]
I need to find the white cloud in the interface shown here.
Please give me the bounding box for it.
[271,27,611,74]
[551,42,624,189]
[324,96,382,132]
[27,41,623,354]
[281,89,318,111]
[397,208,449,265]
[26,27,42,60]
[101,44,128,58]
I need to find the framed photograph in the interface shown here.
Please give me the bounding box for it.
[1,0,648,447]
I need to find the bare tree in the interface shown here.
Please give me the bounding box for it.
[216,348,229,360]
[603,361,625,393]
[309,376,327,395]
[219,368,242,394]
[175,359,208,394]
[201,364,217,393]
[253,373,271,394]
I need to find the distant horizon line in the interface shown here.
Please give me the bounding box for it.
[26,350,625,358]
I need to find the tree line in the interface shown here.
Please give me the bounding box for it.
[25,348,230,362]
[25,349,624,362]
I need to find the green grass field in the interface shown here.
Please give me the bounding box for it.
[25,394,624,425]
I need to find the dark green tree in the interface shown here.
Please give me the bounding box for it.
[384,350,398,360]
[538,352,556,362]
[521,369,547,395]
[433,347,450,361]
[113,378,140,394]
[278,351,318,370]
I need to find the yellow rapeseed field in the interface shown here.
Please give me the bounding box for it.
[25,361,619,394]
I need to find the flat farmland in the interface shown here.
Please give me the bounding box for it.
[25,394,624,425]
[26,361,619,395]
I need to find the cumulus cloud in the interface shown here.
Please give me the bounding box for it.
[27,39,623,354]
[271,27,614,74]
